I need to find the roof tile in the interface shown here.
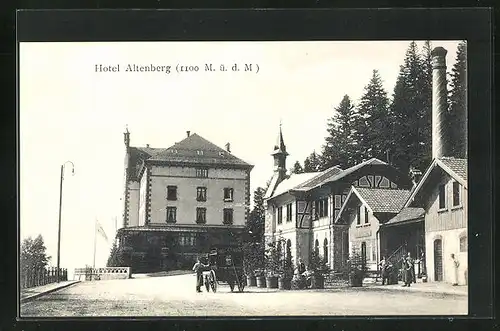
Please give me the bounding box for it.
[439,157,467,182]
[150,133,252,167]
[385,207,425,225]
[355,187,411,213]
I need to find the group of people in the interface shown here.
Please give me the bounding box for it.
[379,252,416,287]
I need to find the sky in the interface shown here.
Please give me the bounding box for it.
[19,40,460,276]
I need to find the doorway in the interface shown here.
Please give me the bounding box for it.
[433,239,443,281]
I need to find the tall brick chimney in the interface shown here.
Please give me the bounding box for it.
[431,46,449,159]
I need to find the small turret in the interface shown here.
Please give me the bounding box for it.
[271,123,288,182]
[124,125,130,148]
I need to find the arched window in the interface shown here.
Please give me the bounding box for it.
[323,238,328,262]
[459,233,467,252]
[315,239,320,256]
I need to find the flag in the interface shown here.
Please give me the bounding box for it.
[96,220,108,242]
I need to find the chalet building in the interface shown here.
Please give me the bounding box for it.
[334,187,423,272]
[117,129,253,272]
[405,157,467,285]
[263,126,412,270]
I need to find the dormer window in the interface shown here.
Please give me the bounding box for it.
[197,150,204,156]
[170,149,178,154]
[219,151,225,156]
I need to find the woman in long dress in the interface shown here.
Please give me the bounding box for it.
[401,258,412,287]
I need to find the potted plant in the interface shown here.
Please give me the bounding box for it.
[347,248,368,287]
[243,242,257,287]
[278,241,293,290]
[308,249,330,289]
[264,241,281,289]
[255,269,266,288]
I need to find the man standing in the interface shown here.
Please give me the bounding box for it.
[451,253,460,286]
[378,256,390,285]
[192,257,209,293]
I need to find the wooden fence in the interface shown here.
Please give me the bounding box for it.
[20,267,68,289]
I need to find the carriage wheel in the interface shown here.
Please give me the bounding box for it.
[204,275,210,292]
[210,270,217,293]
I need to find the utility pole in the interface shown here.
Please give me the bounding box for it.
[56,161,75,282]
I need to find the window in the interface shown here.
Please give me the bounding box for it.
[224,188,234,202]
[167,186,177,201]
[196,150,204,155]
[277,207,283,224]
[356,206,361,225]
[196,207,206,224]
[223,208,233,225]
[286,203,293,222]
[314,198,328,218]
[197,187,207,202]
[179,233,196,246]
[438,184,446,209]
[459,235,467,252]
[453,181,461,207]
[196,168,208,178]
[166,207,177,223]
[364,206,369,224]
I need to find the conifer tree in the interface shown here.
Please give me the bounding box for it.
[303,151,322,172]
[447,41,467,158]
[290,161,305,174]
[389,41,433,173]
[322,95,357,169]
[353,70,390,162]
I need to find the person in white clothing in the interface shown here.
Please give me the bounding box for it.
[450,253,460,286]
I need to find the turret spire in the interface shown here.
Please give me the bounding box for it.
[271,122,288,177]
[124,125,130,148]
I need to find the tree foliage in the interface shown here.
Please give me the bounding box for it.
[321,95,357,169]
[353,70,391,163]
[303,151,322,172]
[388,41,433,173]
[20,235,51,276]
[107,241,125,267]
[290,161,305,174]
[447,40,467,158]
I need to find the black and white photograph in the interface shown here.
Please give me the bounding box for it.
[19,39,469,317]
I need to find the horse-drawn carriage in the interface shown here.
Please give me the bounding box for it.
[202,245,246,293]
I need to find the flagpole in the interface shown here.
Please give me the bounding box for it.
[93,219,97,269]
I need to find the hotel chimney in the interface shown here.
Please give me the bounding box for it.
[431,46,449,159]
[225,143,231,153]
[186,131,191,137]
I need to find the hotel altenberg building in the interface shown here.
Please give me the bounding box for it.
[117,130,253,273]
